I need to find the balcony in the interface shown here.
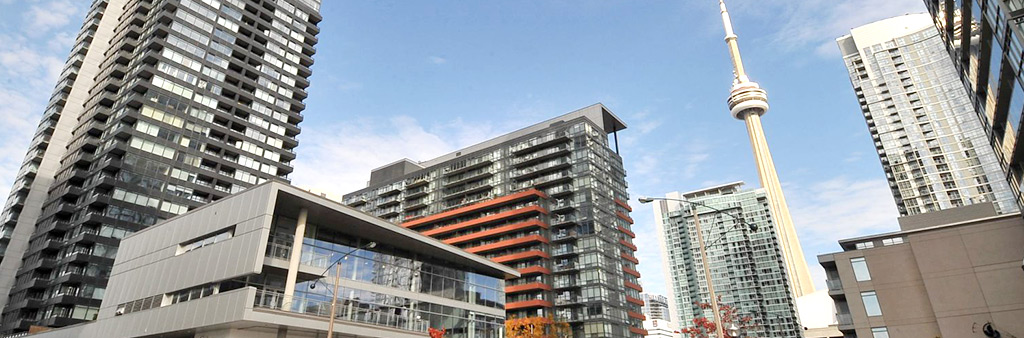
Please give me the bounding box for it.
[253,289,430,334]
[837,313,853,327]
[512,145,571,167]
[510,132,569,155]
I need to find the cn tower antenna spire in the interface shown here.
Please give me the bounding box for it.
[719,0,748,83]
[717,0,815,297]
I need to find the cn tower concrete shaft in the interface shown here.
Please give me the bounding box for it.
[719,0,815,297]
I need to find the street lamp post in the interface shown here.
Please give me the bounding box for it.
[309,241,377,338]
[639,196,756,338]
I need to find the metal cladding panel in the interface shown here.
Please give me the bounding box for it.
[100,185,276,312]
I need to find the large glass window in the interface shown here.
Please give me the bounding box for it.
[1008,78,1024,135]
[872,327,890,338]
[851,257,871,281]
[861,291,883,316]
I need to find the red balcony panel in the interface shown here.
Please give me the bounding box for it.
[624,281,643,292]
[619,239,637,251]
[466,234,549,254]
[620,252,639,264]
[505,282,552,293]
[402,189,548,228]
[617,226,636,238]
[615,211,634,224]
[518,265,551,275]
[422,205,548,237]
[627,311,646,320]
[623,267,641,278]
[626,296,645,306]
[614,198,633,212]
[443,219,548,245]
[505,299,553,310]
[493,250,550,264]
[629,327,649,335]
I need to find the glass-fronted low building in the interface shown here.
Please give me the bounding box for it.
[26,181,518,338]
[652,182,802,338]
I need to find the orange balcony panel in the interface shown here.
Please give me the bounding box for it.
[629,327,649,335]
[422,205,548,237]
[626,296,645,306]
[620,252,639,264]
[505,299,553,310]
[624,281,643,292]
[518,265,551,275]
[627,311,646,320]
[493,250,550,264]
[615,211,634,224]
[619,239,637,251]
[443,219,548,245]
[467,235,549,254]
[505,282,553,294]
[623,267,641,278]
[614,198,633,212]
[402,189,548,228]
[617,226,636,238]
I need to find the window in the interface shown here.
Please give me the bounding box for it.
[881,237,904,246]
[851,257,871,281]
[177,226,235,255]
[871,327,889,338]
[861,291,882,316]
[855,241,875,250]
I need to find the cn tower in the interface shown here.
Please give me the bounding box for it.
[718,0,814,297]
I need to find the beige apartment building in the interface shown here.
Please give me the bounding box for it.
[819,203,1024,338]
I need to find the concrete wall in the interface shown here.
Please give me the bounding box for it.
[829,213,1024,337]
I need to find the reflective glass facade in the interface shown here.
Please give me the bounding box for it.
[0,0,320,333]
[924,0,1024,212]
[838,14,1019,216]
[656,183,801,338]
[255,215,506,338]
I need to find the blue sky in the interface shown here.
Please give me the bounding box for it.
[0,0,926,297]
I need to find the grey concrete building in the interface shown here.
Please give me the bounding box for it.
[0,0,319,333]
[342,104,647,338]
[838,14,1019,216]
[641,293,670,321]
[819,203,1024,337]
[652,182,802,338]
[22,181,517,338]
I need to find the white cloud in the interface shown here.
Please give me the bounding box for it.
[289,115,500,198]
[429,56,447,64]
[786,177,900,289]
[23,0,82,35]
[0,2,87,203]
[752,0,926,57]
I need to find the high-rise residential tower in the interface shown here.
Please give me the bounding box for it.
[652,182,803,337]
[716,0,814,297]
[922,0,1024,212]
[343,104,647,338]
[641,293,670,321]
[0,0,320,333]
[838,14,1019,216]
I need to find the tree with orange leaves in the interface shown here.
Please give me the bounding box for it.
[680,297,756,338]
[505,315,572,338]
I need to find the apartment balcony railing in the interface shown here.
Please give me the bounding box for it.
[837,313,853,326]
[826,279,843,291]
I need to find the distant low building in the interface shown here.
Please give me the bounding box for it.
[819,203,1024,337]
[26,181,518,338]
[643,318,679,338]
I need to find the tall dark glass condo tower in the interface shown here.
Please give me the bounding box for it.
[0,0,320,333]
